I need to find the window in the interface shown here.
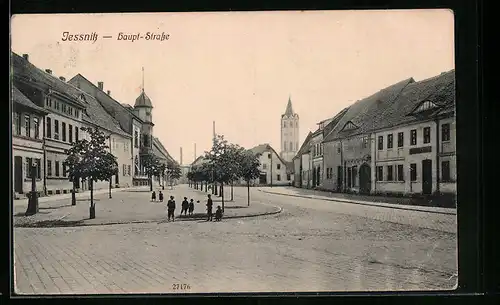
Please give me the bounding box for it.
[62,163,67,177]
[24,114,30,137]
[123,164,126,176]
[54,120,59,140]
[441,161,451,182]
[289,142,293,151]
[387,134,393,149]
[362,136,368,148]
[441,123,450,142]
[25,157,32,178]
[283,121,287,128]
[377,166,383,181]
[397,132,404,148]
[14,112,21,135]
[287,174,291,181]
[134,131,139,148]
[127,165,131,176]
[62,122,67,142]
[410,129,417,146]
[46,117,52,138]
[69,125,73,142]
[378,136,383,150]
[277,163,281,170]
[47,160,52,176]
[55,161,60,176]
[75,110,80,118]
[75,127,79,142]
[397,165,404,181]
[352,166,357,187]
[410,163,417,181]
[55,101,60,111]
[387,165,393,181]
[35,159,41,179]
[277,174,281,181]
[62,104,67,113]
[263,163,267,170]
[69,107,73,116]
[268,153,271,159]
[337,146,341,154]
[414,101,438,113]
[33,117,39,139]
[423,127,431,144]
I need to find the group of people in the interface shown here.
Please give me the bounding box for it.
[152,191,222,222]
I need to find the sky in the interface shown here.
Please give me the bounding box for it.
[11,10,454,165]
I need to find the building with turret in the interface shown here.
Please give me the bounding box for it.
[280,96,299,162]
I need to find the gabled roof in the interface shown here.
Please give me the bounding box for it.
[152,136,176,164]
[373,70,455,130]
[293,131,313,159]
[11,52,86,108]
[192,155,207,166]
[68,74,144,130]
[12,85,48,114]
[78,91,131,138]
[248,143,291,169]
[323,77,415,142]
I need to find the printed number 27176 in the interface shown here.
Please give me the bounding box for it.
[172,284,191,290]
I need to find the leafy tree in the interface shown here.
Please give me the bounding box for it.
[142,153,161,191]
[166,161,182,189]
[239,150,261,206]
[64,127,118,219]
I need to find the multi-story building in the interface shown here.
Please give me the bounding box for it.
[371,70,455,196]
[12,85,49,198]
[12,52,89,196]
[248,144,292,186]
[292,131,312,188]
[322,78,413,194]
[280,97,299,163]
[69,74,153,186]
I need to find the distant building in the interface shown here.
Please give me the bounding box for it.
[280,96,299,163]
[248,144,293,186]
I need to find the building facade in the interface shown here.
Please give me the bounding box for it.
[12,86,49,198]
[280,97,299,162]
[249,144,292,186]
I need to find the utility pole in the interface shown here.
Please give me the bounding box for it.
[270,147,273,187]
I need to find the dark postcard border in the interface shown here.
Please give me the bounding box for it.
[6,0,482,303]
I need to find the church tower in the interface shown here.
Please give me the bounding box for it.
[134,67,154,154]
[280,96,299,162]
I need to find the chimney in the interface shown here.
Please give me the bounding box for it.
[107,90,111,96]
[45,69,52,74]
[22,54,29,61]
[59,76,66,82]
[180,147,183,165]
[98,82,103,90]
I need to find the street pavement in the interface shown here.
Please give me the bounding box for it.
[13,184,457,294]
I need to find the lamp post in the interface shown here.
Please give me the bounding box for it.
[25,164,39,216]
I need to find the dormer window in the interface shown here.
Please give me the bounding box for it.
[412,100,438,114]
[342,121,358,131]
[78,94,86,103]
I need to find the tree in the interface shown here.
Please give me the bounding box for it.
[64,127,118,219]
[142,153,160,191]
[239,151,261,206]
[204,134,244,213]
[165,161,182,189]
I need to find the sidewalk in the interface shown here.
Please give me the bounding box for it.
[258,186,456,215]
[13,185,281,228]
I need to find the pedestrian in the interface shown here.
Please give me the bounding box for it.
[188,199,195,215]
[151,191,156,202]
[181,197,189,215]
[158,191,164,202]
[206,194,213,221]
[167,196,176,222]
[215,205,223,221]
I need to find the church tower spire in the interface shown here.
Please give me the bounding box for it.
[280,95,300,162]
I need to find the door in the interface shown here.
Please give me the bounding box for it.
[115,173,119,186]
[337,166,343,192]
[259,173,267,185]
[359,163,371,194]
[422,159,432,195]
[316,167,321,187]
[312,167,316,187]
[14,156,23,193]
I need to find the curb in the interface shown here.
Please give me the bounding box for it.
[258,190,456,216]
[14,204,283,228]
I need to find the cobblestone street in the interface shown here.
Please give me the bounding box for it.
[13,185,458,294]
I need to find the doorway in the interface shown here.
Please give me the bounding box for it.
[359,163,371,194]
[422,159,432,195]
[337,166,343,192]
[259,173,267,185]
[14,156,23,193]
